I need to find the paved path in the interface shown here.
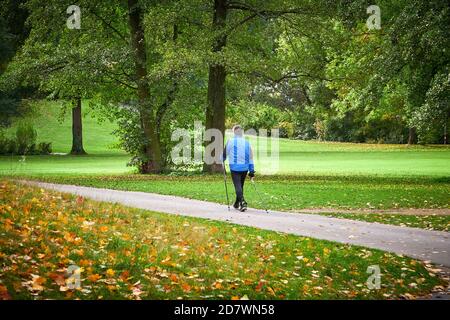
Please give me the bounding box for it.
[22,181,450,267]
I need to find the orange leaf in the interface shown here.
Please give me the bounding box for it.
[181,283,191,293]
[0,285,11,300]
[88,274,101,282]
[76,196,84,205]
[255,281,264,292]
[120,270,130,281]
[79,259,92,267]
[48,273,66,286]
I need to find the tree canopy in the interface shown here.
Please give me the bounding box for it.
[1,0,448,171]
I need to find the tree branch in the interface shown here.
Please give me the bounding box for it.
[86,7,128,43]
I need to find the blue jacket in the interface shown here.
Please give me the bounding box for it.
[223,137,255,173]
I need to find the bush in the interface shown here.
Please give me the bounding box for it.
[278,121,295,138]
[0,123,52,155]
[227,101,282,134]
[37,142,52,155]
[16,122,37,155]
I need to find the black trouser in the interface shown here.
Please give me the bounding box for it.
[230,170,248,203]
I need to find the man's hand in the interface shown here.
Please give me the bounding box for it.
[248,171,255,178]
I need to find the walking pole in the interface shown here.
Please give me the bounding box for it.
[250,178,269,213]
[222,162,230,211]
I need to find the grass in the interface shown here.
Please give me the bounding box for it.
[256,137,450,177]
[314,212,450,232]
[0,100,449,230]
[0,180,445,300]
[4,100,123,155]
[24,174,449,210]
[0,100,131,175]
[1,100,450,177]
[0,154,131,175]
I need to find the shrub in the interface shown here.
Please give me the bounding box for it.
[278,121,295,139]
[6,138,17,154]
[16,122,37,155]
[228,101,282,134]
[37,142,52,155]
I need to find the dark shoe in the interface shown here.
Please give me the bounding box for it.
[233,200,239,209]
[239,200,247,212]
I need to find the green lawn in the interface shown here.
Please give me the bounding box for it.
[24,174,450,210]
[1,101,130,175]
[255,137,450,177]
[315,212,450,232]
[0,180,444,300]
[4,100,123,155]
[1,100,449,177]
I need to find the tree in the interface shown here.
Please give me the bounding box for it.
[201,0,338,171]
[326,0,450,144]
[0,0,32,128]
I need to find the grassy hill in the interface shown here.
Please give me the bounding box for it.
[4,100,122,154]
[0,101,131,175]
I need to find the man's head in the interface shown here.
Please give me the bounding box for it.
[232,124,243,137]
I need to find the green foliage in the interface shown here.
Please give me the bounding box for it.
[15,122,37,154]
[0,121,52,155]
[228,101,292,136]
[111,105,148,171]
[0,91,21,128]
[37,142,52,155]
[326,0,449,143]
[1,0,448,176]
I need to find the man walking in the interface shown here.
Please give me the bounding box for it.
[223,125,255,212]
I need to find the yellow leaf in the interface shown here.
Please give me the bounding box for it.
[267,286,276,296]
[106,269,115,277]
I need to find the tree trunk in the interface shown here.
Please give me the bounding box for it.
[408,127,417,145]
[70,97,87,155]
[203,0,227,173]
[128,0,162,173]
